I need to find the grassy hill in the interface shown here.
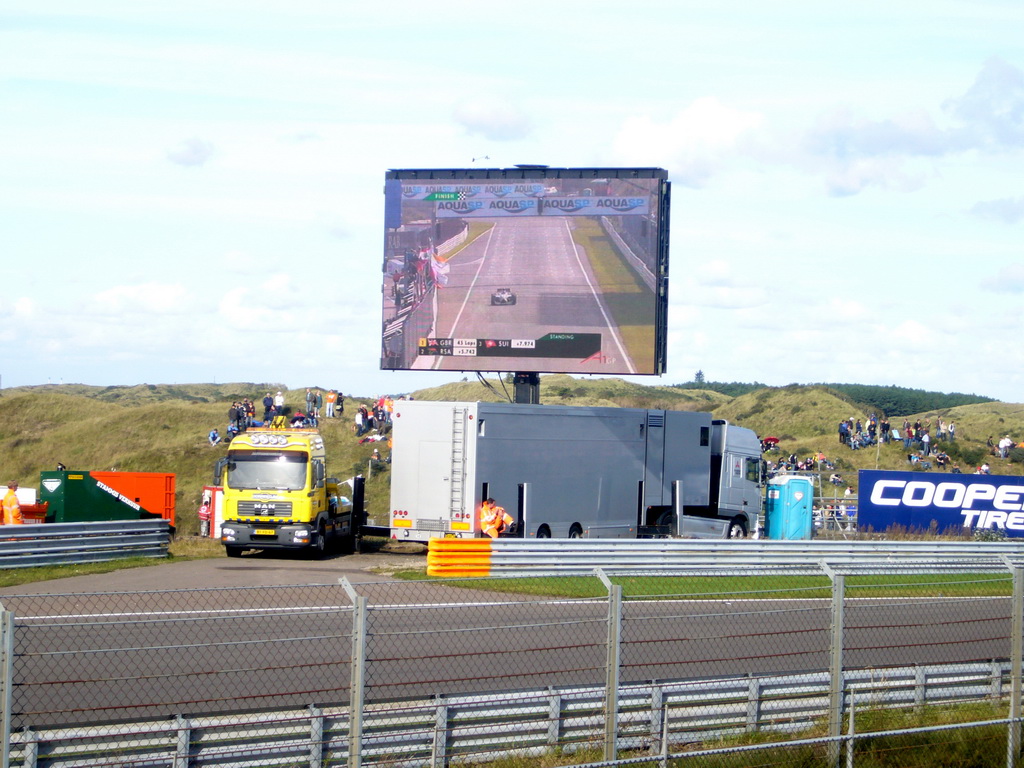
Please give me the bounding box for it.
[414,374,731,410]
[0,385,392,534]
[1,378,1021,538]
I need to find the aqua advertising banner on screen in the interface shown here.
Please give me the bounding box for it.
[858,469,1024,537]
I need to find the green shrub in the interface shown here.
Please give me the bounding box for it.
[974,527,1007,542]
[943,441,987,468]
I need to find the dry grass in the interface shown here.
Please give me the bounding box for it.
[0,385,395,536]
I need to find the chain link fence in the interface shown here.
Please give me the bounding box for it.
[2,564,1023,767]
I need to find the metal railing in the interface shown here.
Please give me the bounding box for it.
[0,520,170,569]
[426,537,1024,577]
[5,661,1015,768]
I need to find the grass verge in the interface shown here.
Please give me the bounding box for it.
[393,571,1014,599]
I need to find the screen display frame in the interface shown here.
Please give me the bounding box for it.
[381,167,670,376]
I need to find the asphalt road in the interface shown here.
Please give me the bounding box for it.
[2,552,1013,731]
[0,545,425,596]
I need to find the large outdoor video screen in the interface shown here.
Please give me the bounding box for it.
[380,167,670,376]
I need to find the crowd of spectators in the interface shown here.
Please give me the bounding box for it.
[208,388,347,446]
[353,395,412,466]
[765,451,836,478]
[837,413,887,450]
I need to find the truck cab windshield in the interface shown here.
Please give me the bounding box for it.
[226,450,308,491]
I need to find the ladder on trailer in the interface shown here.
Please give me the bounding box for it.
[449,406,467,524]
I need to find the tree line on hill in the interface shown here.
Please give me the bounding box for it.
[672,379,996,414]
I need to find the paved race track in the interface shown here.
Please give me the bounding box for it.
[1,552,1014,730]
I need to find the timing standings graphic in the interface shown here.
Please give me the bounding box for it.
[380,167,670,377]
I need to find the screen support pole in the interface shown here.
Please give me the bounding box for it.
[513,372,540,404]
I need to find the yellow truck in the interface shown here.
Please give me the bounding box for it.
[215,428,360,557]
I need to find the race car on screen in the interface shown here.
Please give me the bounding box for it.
[490,288,517,306]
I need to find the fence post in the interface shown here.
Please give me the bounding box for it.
[546,687,562,746]
[1008,566,1023,768]
[310,705,324,768]
[822,563,845,768]
[745,675,762,732]
[341,578,367,768]
[650,684,664,754]
[172,715,190,768]
[432,697,449,768]
[1,603,13,768]
[597,569,621,762]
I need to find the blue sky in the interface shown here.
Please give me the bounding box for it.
[2,2,1022,401]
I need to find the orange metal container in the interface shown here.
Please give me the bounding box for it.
[84,471,176,526]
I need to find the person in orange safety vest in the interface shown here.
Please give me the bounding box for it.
[479,498,512,539]
[3,481,24,526]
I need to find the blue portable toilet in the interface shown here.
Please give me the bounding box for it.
[764,475,814,540]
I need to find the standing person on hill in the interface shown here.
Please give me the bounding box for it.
[3,482,24,525]
[337,391,344,416]
[274,390,285,411]
[262,392,274,421]
[305,388,316,416]
[325,389,337,419]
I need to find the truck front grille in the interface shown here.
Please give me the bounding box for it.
[237,500,294,516]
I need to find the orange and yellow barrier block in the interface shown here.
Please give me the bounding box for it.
[426,537,493,577]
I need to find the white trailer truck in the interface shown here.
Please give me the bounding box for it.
[389,401,763,541]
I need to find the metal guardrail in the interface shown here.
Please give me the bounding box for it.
[7,660,1011,768]
[427,538,1024,577]
[0,520,170,569]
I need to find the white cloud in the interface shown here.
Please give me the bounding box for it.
[452,98,533,141]
[12,297,37,318]
[831,299,868,320]
[612,98,763,187]
[672,259,769,310]
[89,283,192,316]
[166,137,215,167]
[971,196,1024,224]
[981,263,1024,293]
[803,107,948,160]
[944,57,1024,151]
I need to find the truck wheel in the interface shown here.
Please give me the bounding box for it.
[568,524,583,539]
[536,525,551,539]
[312,523,328,558]
[225,546,243,558]
[656,511,675,529]
[727,518,747,538]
